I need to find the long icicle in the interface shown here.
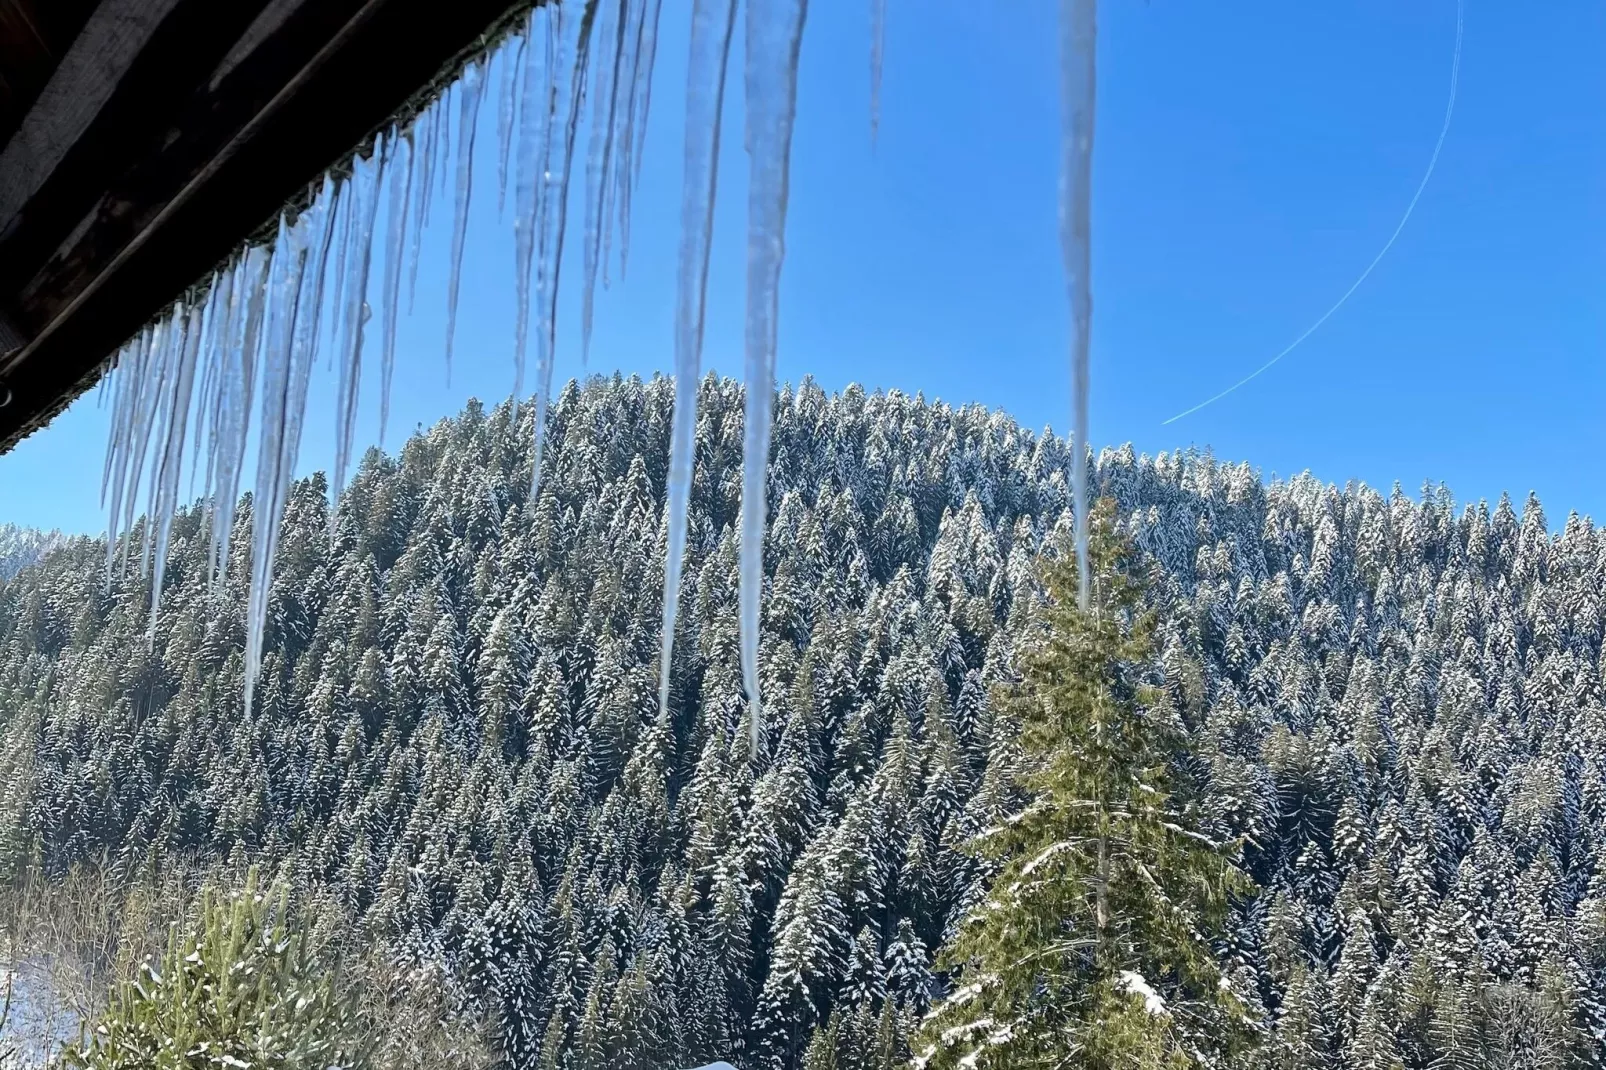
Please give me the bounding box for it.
[333,155,385,521]
[245,193,336,715]
[528,0,597,500]
[617,0,665,279]
[124,313,177,582]
[148,299,206,642]
[1060,0,1096,611]
[445,63,486,383]
[210,246,269,593]
[102,327,150,583]
[658,0,738,720]
[497,34,526,216]
[198,261,243,584]
[580,0,628,365]
[187,274,227,501]
[511,8,551,403]
[406,107,439,314]
[379,131,414,444]
[740,0,808,757]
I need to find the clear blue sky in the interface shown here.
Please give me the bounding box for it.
[4,0,1604,535]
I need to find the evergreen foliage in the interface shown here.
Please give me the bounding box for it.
[0,376,1600,1067]
[64,868,357,1068]
[918,501,1254,1068]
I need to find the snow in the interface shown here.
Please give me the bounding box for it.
[1117,970,1167,1017]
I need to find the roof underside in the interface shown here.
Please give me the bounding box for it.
[0,0,533,453]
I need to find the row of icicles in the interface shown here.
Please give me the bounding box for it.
[99,0,1096,755]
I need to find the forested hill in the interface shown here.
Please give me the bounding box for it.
[1,375,1604,1068]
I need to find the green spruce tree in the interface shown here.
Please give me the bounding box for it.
[917,501,1256,1069]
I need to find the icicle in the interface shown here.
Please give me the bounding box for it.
[870,0,886,145]
[198,261,243,572]
[187,274,226,500]
[580,0,628,365]
[325,182,355,369]
[244,196,336,716]
[333,156,384,521]
[738,0,808,756]
[497,35,526,216]
[122,313,178,581]
[615,0,665,279]
[510,8,552,403]
[445,62,485,383]
[147,299,205,642]
[528,1,595,499]
[658,0,739,720]
[406,108,439,314]
[1060,0,1096,611]
[208,246,270,593]
[102,327,151,582]
[379,131,413,444]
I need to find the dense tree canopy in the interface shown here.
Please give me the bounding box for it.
[0,376,1602,1068]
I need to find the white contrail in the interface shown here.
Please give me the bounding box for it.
[1163,0,1463,426]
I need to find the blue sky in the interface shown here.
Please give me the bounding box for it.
[4,0,1604,534]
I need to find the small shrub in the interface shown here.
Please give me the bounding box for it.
[63,868,359,1069]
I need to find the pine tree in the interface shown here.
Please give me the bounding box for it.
[917,502,1256,1069]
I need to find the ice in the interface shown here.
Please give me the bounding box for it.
[186,274,225,501]
[658,0,739,720]
[510,9,551,404]
[100,325,148,582]
[738,0,808,753]
[378,132,412,445]
[529,0,595,498]
[209,246,270,593]
[497,35,524,216]
[146,299,204,641]
[1059,0,1095,611]
[333,155,384,520]
[406,107,438,314]
[581,0,627,365]
[615,0,665,280]
[445,62,485,383]
[244,198,334,716]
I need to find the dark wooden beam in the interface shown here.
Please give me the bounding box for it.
[0,0,99,147]
[0,0,534,452]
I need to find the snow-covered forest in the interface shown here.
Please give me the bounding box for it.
[0,376,1602,1068]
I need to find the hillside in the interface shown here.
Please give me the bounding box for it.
[0,376,1602,1068]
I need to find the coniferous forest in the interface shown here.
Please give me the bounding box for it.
[1,375,1604,1068]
